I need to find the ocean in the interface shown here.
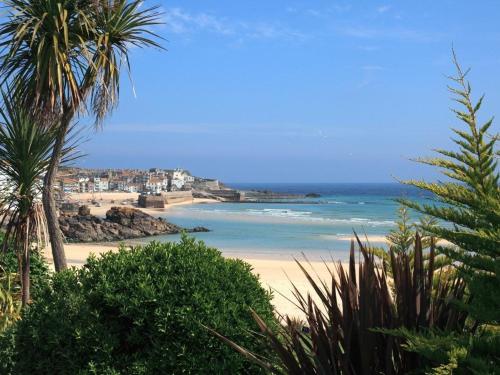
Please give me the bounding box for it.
[146,183,433,261]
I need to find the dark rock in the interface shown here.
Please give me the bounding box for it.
[59,206,207,243]
[188,226,210,233]
[305,193,321,198]
[78,205,91,216]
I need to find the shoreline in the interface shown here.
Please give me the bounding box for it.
[43,241,342,318]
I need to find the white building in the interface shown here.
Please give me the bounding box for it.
[93,177,109,192]
[171,169,194,190]
[78,177,89,193]
[126,183,140,193]
[60,178,80,193]
[145,177,163,194]
[171,178,184,190]
[161,177,169,190]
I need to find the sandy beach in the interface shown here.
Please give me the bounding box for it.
[43,241,338,318]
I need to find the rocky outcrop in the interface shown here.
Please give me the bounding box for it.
[78,205,91,216]
[59,206,209,243]
[305,193,321,198]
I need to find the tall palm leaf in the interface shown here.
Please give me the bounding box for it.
[0,90,76,305]
[0,0,163,270]
[0,266,21,330]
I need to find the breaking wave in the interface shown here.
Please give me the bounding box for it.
[181,207,395,227]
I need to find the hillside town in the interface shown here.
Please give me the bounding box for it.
[54,167,310,214]
[56,167,221,195]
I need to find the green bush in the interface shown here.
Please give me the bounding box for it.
[10,237,276,374]
[0,234,51,373]
[0,325,16,375]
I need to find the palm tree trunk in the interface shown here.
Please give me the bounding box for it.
[43,117,70,272]
[21,246,30,306]
[20,218,30,306]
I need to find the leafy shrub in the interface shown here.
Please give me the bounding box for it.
[0,235,51,374]
[0,325,16,374]
[9,237,276,374]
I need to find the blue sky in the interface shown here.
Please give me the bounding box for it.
[78,0,500,183]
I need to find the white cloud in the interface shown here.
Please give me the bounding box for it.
[162,7,307,43]
[244,22,308,41]
[359,45,380,52]
[377,5,391,14]
[306,9,322,17]
[331,4,352,13]
[295,4,351,17]
[339,26,445,43]
[163,8,233,35]
[362,65,383,71]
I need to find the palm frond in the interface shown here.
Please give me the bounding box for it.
[0,0,164,124]
[0,88,78,303]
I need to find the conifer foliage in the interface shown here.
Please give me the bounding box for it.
[400,55,499,325]
[397,55,500,372]
[386,206,416,254]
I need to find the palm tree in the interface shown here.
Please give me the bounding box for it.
[0,0,163,271]
[0,91,76,305]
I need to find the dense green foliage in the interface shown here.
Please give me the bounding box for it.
[387,206,417,254]
[0,325,16,375]
[5,237,276,374]
[373,206,450,275]
[0,238,51,374]
[386,206,437,254]
[0,232,51,313]
[396,58,500,372]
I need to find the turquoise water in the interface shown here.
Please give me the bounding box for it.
[144,183,432,260]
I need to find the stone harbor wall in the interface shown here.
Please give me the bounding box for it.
[208,189,243,202]
[162,191,193,204]
[138,194,165,208]
[138,191,193,208]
